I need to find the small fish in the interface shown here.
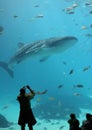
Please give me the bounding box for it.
[13,15,18,18]
[39,56,49,62]
[73,84,84,88]
[85,34,92,37]
[82,66,91,72]
[89,10,92,14]
[73,93,81,96]
[48,97,55,101]
[59,125,65,130]
[2,105,9,110]
[62,61,67,65]
[36,14,44,18]
[81,25,88,30]
[67,11,74,14]
[85,2,92,6]
[34,5,39,7]
[58,84,63,88]
[69,69,74,75]
[90,24,92,28]
[72,3,78,8]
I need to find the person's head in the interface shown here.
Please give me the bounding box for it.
[20,86,26,95]
[70,113,76,119]
[86,113,92,120]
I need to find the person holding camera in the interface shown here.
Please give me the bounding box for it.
[17,85,37,130]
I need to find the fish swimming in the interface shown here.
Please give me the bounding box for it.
[73,84,84,88]
[69,69,74,75]
[0,36,78,78]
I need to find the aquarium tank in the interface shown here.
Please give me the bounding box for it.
[0,0,92,130]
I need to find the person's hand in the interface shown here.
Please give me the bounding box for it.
[26,85,30,89]
[35,89,48,95]
[26,85,35,94]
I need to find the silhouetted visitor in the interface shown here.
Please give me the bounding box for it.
[68,113,81,130]
[81,113,92,130]
[17,85,37,130]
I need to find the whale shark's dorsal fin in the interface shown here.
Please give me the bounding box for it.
[17,42,25,48]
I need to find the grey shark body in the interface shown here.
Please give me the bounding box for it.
[0,36,78,78]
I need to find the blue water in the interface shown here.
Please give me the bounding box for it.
[0,0,92,129]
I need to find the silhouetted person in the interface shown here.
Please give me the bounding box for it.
[68,113,81,130]
[17,85,37,130]
[81,113,92,130]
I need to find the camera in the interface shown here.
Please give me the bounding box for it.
[22,86,26,89]
[26,85,30,89]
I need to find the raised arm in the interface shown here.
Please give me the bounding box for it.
[35,89,48,95]
[26,85,47,96]
[26,85,35,95]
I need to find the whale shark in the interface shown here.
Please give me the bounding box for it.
[0,36,78,78]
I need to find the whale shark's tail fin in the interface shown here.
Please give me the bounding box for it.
[0,61,14,78]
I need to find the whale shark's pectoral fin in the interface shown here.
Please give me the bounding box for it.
[39,56,49,62]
